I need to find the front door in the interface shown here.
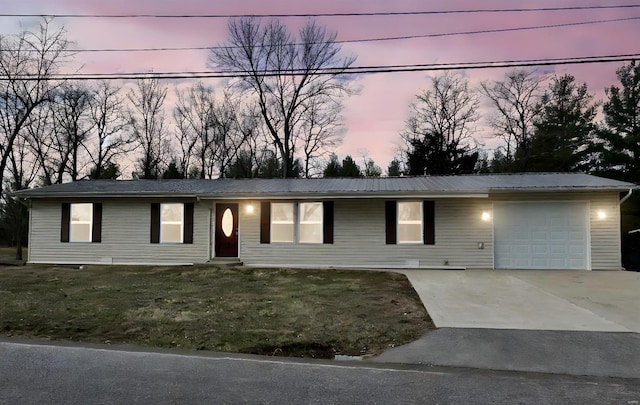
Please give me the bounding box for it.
[215,203,239,257]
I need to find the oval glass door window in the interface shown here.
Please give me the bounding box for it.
[221,208,234,237]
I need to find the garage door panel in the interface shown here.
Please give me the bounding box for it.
[494,202,589,270]
[550,231,568,241]
[531,245,547,254]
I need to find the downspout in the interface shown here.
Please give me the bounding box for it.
[620,188,633,205]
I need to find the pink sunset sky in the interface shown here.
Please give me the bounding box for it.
[1,0,639,170]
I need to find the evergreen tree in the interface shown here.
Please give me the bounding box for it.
[323,154,342,177]
[525,74,598,172]
[387,158,402,176]
[340,155,362,177]
[594,61,640,182]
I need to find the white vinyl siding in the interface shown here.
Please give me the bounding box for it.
[299,202,323,244]
[238,193,621,270]
[241,198,494,269]
[27,192,622,270]
[70,203,92,242]
[160,203,183,243]
[29,199,209,265]
[397,201,422,243]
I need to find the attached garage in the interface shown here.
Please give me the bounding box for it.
[494,202,590,270]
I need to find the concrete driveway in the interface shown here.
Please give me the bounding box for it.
[402,270,640,332]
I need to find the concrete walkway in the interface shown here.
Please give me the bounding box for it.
[401,270,640,332]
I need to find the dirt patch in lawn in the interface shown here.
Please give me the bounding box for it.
[0,264,433,359]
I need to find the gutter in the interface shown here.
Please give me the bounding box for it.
[620,188,633,205]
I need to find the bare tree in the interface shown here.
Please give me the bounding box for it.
[211,92,250,178]
[49,82,94,182]
[210,18,356,178]
[173,82,215,178]
[402,71,480,175]
[127,77,168,179]
[4,133,39,259]
[88,81,132,179]
[480,69,546,160]
[0,20,69,198]
[173,84,249,179]
[225,102,275,178]
[23,103,56,185]
[299,97,344,178]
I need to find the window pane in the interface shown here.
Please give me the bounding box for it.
[271,224,294,243]
[299,202,322,243]
[398,202,421,221]
[161,224,183,243]
[70,203,92,242]
[272,203,294,222]
[70,224,91,242]
[71,203,92,222]
[162,203,183,222]
[299,223,322,243]
[399,224,422,243]
[221,208,234,237]
[300,202,322,222]
[160,203,183,243]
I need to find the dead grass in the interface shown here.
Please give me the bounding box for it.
[0,264,433,358]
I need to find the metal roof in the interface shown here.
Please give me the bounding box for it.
[13,173,636,199]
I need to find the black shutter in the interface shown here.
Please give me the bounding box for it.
[260,202,270,244]
[61,203,70,243]
[423,200,435,245]
[150,203,160,243]
[92,203,102,243]
[385,201,397,245]
[183,203,194,244]
[323,201,334,244]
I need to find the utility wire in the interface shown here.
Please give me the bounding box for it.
[9,16,640,54]
[1,4,640,18]
[3,54,638,81]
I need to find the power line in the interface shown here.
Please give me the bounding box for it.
[1,4,640,18]
[10,16,640,54]
[3,53,638,81]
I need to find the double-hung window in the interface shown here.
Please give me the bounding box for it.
[70,203,93,242]
[61,203,102,243]
[262,201,333,244]
[299,202,323,243]
[271,203,295,243]
[397,202,423,243]
[150,202,194,244]
[160,203,184,243]
[386,200,435,245]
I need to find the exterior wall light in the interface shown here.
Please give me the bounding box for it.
[481,211,491,222]
[597,210,607,220]
[246,204,255,214]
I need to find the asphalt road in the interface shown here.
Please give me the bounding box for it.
[1,340,639,404]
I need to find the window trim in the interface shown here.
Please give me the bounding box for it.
[160,203,184,244]
[397,201,424,244]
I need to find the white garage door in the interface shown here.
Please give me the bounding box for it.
[494,202,589,270]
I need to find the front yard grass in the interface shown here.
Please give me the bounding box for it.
[0,264,433,358]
